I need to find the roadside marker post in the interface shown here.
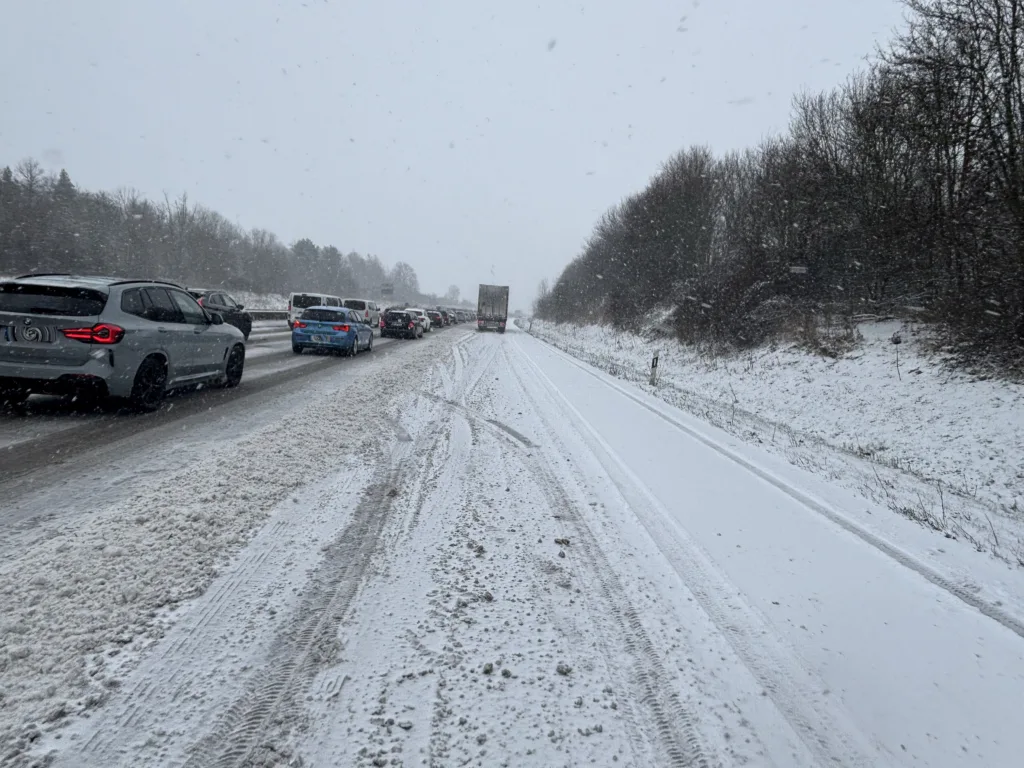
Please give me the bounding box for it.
[650,350,660,385]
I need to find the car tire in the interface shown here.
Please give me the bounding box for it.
[292,344,303,354]
[223,344,245,388]
[367,334,374,352]
[128,355,167,413]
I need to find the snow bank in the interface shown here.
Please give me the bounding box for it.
[230,290,288,310]
[0,338,445,764]
[527,319,1024,568]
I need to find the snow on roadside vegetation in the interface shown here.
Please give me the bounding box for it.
[0,339,444,764]
[526,318,1024,568]
[228,289,288,310]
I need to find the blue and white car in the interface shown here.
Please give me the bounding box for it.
[291,306,374,356]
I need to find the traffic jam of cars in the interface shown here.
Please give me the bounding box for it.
[1,273,478,414]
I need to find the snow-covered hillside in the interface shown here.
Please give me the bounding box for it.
[527,318,1024,569]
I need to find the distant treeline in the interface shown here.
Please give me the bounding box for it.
[0,161,464,307]
[536,0,1024,367]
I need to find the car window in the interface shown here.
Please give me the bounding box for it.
[120,288,146,317]
[301,308,345,322]
[169,290,209,325]
[222,294,237,308]
[343,299,366,311]
[0,282,108,317]
[291,294,322,309]
[323,297,338,306]
[142,287,183,323]
[207,293,224,306]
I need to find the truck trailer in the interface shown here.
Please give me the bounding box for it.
[477,284,509,332]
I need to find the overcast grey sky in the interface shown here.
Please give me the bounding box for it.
[1,0,905,309]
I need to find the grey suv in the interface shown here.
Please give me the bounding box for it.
[0,274,246,412]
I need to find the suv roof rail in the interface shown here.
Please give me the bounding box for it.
[13,272,73,279]
[108,278,186,289]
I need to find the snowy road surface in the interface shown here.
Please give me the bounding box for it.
[7,322,1023,767]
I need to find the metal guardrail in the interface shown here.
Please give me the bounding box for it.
[249,310,289,321]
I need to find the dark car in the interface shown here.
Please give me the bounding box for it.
[435,308,451,325]
[189,289,252,339]
[427,310,444,328]
[380,310,422,339]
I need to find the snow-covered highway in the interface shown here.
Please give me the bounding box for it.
[3,322,1022,767]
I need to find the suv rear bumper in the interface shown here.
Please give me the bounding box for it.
[0,355,133,397]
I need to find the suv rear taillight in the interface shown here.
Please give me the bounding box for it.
[332,324,351,332]
[62,323,125,344]
[294,321,307,329]
[408,322,415,329]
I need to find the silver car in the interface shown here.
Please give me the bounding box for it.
[0,274,246,412]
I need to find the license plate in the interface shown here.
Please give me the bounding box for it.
[8,325,53,343]
[311,334,328,342]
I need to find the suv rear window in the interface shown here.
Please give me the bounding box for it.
[292,294,322,309]
[0,283,108,317]
[343,300,367,311]
[301,309,346,322]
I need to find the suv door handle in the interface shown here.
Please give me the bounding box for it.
[158,327,171,333]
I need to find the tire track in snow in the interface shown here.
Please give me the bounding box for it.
[509,334,887,766]
[423,337,706,766]
[395,340,497,547]
[495,339,712,768]
[454,333,500,408]
[179,444,423,768]
[532,335,1024,643]
[59,471,365,766]
[179,379,463,768]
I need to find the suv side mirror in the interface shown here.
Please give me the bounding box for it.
[209,312,225,325]
[236,304,244,310]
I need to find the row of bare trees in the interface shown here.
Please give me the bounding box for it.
[536,0,1024,365]
[0,160,434,304]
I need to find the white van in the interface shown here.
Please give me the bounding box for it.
[342,298,381,331]
[288,292,341,328]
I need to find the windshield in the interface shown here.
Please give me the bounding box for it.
[0,283,108,316]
